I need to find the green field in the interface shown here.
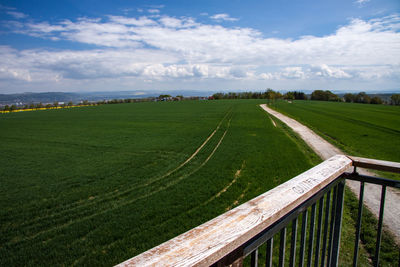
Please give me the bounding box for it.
[269,100,400,266]
[0,100,320,266]
[270,100,400,162]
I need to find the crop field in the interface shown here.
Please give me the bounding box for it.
[270,100,400,163]
[270,100,400,266]
[0,100,321,266]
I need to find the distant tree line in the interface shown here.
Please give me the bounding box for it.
[211,89,284,100]
[210,89,400,105]
[343,92,384,104]
[0,94,208,112]
[2,91,400,112]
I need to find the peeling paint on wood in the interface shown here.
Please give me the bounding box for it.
[116,155,352,267]
[349,156,400,173]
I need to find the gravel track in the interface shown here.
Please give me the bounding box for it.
[260,104,400,245]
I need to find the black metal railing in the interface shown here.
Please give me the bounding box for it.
[220,170,399,267]
[117,156,400,267]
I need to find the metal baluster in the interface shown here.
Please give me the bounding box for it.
[299,210,308,267]
[279,228,287,267]
[290,218,298,267]
[327,185,338,266]
[321,190,331,267]
[266,237,273,267]
[251,248,258,267]
[307,203,316,267]
[314,197,324,267]
[374,185,386,267]
[331,181,345,266]
[353,181,365,267]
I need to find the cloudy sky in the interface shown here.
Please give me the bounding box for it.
[0,0,399,94]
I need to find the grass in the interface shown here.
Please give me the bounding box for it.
[0,99,320,266]
[269,100,400,163]
[269,100,400,265]
[242,113,373,267]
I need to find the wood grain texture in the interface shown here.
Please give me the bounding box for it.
[349,156,400,173]
[116,155,352,267]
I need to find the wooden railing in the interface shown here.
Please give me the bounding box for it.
[116,155,400,267]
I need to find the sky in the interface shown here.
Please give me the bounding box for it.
[0,0,399,94]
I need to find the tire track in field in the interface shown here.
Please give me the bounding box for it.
[3,114,233,247]
[1,151,180,224]
[226,182,250,211]
[6,110,232,232]
[70,121,235,266]
[192,160,245,210]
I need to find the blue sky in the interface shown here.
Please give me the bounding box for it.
[0,0,399,93]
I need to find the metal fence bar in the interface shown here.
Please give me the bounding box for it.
[266,238,273,267]
[352,181,365,267]
[344,173,400,188]
[307,203,316,267]
[279,228,287,267]
[289,218,298,267]
[299,210,308,267]
[327,185,338,265]
[251,248,258,267]
[320,190,331,267]
[374,185,386,267]
[330,180,345,266]
[243,179,340,257]
[314,197,324,267]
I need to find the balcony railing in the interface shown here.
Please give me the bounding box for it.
[116,155,400,267]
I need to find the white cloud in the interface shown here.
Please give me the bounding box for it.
[355,0,370,6]
[6,11,27,19]
[210,13,238,22]
[310,64,352,79]
[148,9,160,14]
[108,16,156,26]
[1,13,399,93]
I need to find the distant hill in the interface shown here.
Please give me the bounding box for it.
[0,92,79,106]
[0,90,215,106]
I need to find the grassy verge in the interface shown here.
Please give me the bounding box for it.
[267,100,400,265]
[257,114,373,266]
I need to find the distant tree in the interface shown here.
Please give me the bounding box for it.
[29,103,35,109]
[284,91,306,100]
[158,94,171,101]
[293,91,307,100]
[212,93,224,100]
[3,105,10,111]
[68,101,73,106]
[354,92,370,104]
[36,102,44,109]
[370,96,383,104]
[283,92,295,100]
[82,100,89,105]
[10,105,17,112]
[45,104,52,109]
[343,93,355,103]
[311,90,340,102]
[53,101,59,108]
[391,94,400,105]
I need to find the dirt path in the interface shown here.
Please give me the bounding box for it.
[260,104,400,245]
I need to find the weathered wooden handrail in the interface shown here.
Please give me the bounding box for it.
[116,155,353,266]
[116,155,400,266]
[349,156,400,173]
